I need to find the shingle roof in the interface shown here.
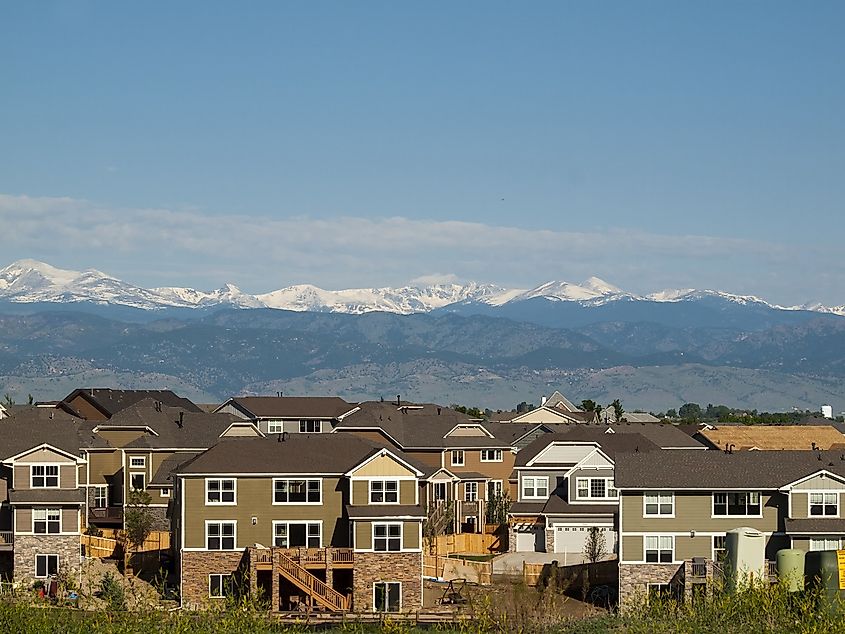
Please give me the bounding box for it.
[700,425,845,451]
[62,388,202,418]
[540,422,705,449]
[150,452,201,486]
[345,505,425,519]
[0,411,107,458]
[100,402,240,449]
[784,518,845,534]
[515,430,658,467]
[509,502,546,515]
[9,489,86,504]
[542,496,617,516]
[615,450,845,489]
[176,434,384,475]
[222,396,355,419]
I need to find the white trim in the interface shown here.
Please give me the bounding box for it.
[372,521,403,552]
[34,553,60,578]
[807,491,840,518]
[372,581,402,613]
[128,456,146,469]
[219,421,266,438]
[2,443,86,465]
[779,470,845,491]
[443,423,494,439]
[204,520,237,550]
[643,535,676,564]
[32,508,62,535]
[208,573,233,598]
[91,425,159,436]
[344,447,424,478]
[526,441,602,467]
[710,491,763,519]
[369,479,400,505]
[521,476,549,500]
[271,520,323,548]
[643,491,675,518]
[450,450,465,467]
[480,449,503,463]
[129,472,146,492]
[271,478,322,505]
[205,478,237,505]
[29,464,61,489]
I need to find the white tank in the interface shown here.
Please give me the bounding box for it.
[725,527,766,591]
[822,405,833,419]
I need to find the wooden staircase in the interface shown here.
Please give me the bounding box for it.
[277,551,348,612]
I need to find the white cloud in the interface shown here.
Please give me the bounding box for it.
[0,192,836,304]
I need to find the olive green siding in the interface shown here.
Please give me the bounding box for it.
[351,520,422,551]
[621,535,643,561]
[350,479,416,505]
[792,492,808,519]
[621,492,783,532]
[13,465,77,490]
[86,451,122,485]
[400,480,416,504]
[14,508,79,533]
[182,476,347,549]
[352,481,368,504]
[403,521,420,549]
[792,538,810,551]
[96,430,148,447]
[355,522,372,550]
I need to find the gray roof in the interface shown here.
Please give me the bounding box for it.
[62,388,202,418]
[615,450,845,489]
[516,430,658,467]
[101,402,240,449]
[542,496,616,517]
[221,396,355,419]
[9,488,86,504]
[176,434,387,475]
[345,505,425,519]
[785,518,845,534]
[541,422,704,449]
[336,402,511,449]
[509,502,546,515]
[150,452,201,486]
[0,412,107,459]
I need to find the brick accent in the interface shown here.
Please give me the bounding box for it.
[618,562,683,608]
[13,534,81,587]
[146,506,170,532]
[180,550,246,609]
[545,527,554,553]
[352,551,422,612]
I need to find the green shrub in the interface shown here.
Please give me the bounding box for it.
[99,572,126,611]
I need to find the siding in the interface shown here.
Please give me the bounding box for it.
[87,451,122,485]
[352,520,420,551]
[12,465,76,489]
[355,522,372,550]
[448,449,515,485]
[15,508,32,532]
[14,508,79,533]
[96,430,148,447]
[182,476,347,549]
[351,479,416,505]
[16,448,75,464]
[352,455,415,478]
[791,491,844,519]
[621,535,643,562]
[621,492,783,533]
[62,508,79,533]
[67,395,108,421]
[792,475,845,491]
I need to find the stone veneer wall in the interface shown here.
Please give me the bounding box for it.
[618,562,684,608]
[180,550,245,609]
[145,506,170,532]
[14,534,81,586]
[545,527,554,553]
[352,551,422,612]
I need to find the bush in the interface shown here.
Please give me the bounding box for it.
[99,572,126,611]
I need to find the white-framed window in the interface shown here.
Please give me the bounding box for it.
[206,478,236,504]
[93,485,108,508]
[373,523,402,552]
[644,536,674,563]
[810,537,842,551]
[373,581,401,612]
[209,574,233,598]
[35,554,59,578]
[576,477,617,500]
[451,450,464,466]
[644,492,674,516]
[267,420,284,434]
[160,488,171,498]
[647,583,673,603]
[129,456,146,469]
[206,521,236,550]
[712,535,727,561]
[273,479,321,504]
[370,480,399,504]
[487,480,503,500]
[713,492,761,516]
[273,521,322,548]
[33,509,61,534]
[521,476,549,499]
[299,419,321,433]
[31,465,59,488]
[433,482,448,501]
[480,449,502,462]
[810,492,839,517]
[464,482,478,501]
[130,473,145,492]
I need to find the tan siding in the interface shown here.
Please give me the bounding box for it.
[220,424,261,437]
[13,466,28,489]
[62,508,79,533]
[675,536,712,560]
[77,464,87,486]
[87,451,122,485]
[67,395,108,421]
[621,535,643,562]
[621,492,782,533]
[352,455,414,478]
[16,448,75,464]
[96,430,147,447]
[403,522,420,549]
[352,481,369,504]
[60,465,76,488]
[448,449,515,486]
[792,475,845,491]
[447,427,488,437]
[355,522,372,550]
[791,538,810,552]
[182,476,347,549]
[792,493,808,519]
[339,430,397,449]
[15,508,32,532]
[400,480,416,505]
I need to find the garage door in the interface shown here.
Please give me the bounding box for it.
[554,526,616,554]
[515,527,544,552]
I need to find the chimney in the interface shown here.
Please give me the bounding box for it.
[277,391,283,397]
[541,395,547,407]
[437,407,441,415]
[177,412,184,428]
[396,395,401,406]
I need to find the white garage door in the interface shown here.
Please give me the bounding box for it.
[515,527,544,552]
[554,525,616,554]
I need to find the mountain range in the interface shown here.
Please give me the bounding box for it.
[1,259,844,412]
[1,259,843,317]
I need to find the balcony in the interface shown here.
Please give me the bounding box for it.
[249,547,354,570]
[688,558,778,584]
[88,506,124,525]
[0,532,12,550]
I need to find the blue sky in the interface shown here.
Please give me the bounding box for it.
[1,2,843,304]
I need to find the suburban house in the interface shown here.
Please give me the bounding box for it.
[172,434,425,612]
[615,449,845,605]
[213,396,358,435]
[490,391,598,425]
[334,401,517,532]
[60,388,203,421]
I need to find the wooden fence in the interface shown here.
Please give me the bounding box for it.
[523,559,618,591]
[523,562,545,586]
[81,530,171,559]
[427,532,502,556]
[424,554,493,585]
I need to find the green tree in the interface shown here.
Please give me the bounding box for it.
[485,490,512,526]
[2,394,13,406]
[27,394,34,405]
[611,399,624,422]
[679,403,703,420]
[124,490,155,551]
[665,408,678,418]
[580,399,597,412]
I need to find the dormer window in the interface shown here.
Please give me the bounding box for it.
[810,492,839,517]
[31,465,59,488]
[299,419,321,433]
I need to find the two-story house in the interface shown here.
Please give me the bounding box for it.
[60,388,203,421]
[614,449,845,606]
[173,434,425,612]
[213,396,358,435]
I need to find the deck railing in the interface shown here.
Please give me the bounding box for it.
[0,532,13,548]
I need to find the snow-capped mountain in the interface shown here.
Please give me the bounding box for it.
[0,259,839,317]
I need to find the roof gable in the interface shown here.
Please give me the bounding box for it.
[346,448,423,478]
[3,443,84,465]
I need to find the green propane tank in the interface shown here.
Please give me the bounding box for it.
[804,550,845,613]
[775,549,805,592]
